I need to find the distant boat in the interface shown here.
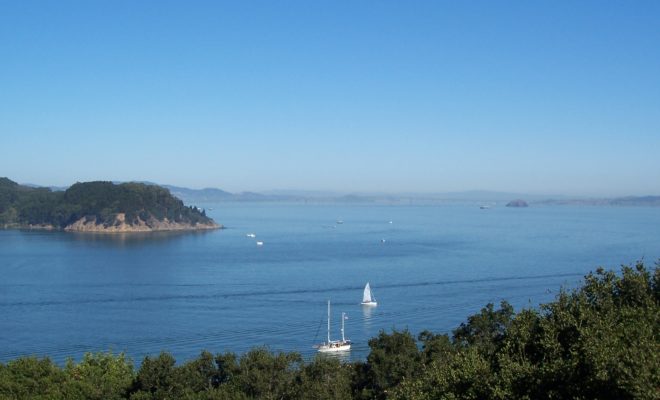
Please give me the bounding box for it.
[256,241,264,246]
[246,233,256,238]
[380,239,386,243]
[316,300,351,352]
[480,205,490,209]
[336,220,344,224]
[388,221,393,224]
[361,282,378,306]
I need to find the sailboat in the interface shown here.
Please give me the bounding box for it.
[361,282,378,306]
[316,300,351,352]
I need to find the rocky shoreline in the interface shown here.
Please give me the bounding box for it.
[3,213,221,233]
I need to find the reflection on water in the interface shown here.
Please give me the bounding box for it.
[361,304,374,320]
[316,350,352,364]
[361,304,375,341]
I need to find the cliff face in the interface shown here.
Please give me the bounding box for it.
[64,213,220,232]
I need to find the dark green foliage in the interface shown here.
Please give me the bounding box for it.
[522,263,659,399]
[453,301,514,356]
[418,330,454,365]
[392,261,660,399]
[132,352,179,399]
[232,347,302,399]
[298,356,352,400]
[176,351,218,393]
[0,262,657,399]
[361,329,421,399]
[0,177,63,226]
[63,352,134,400]
[0,356,68,399]
[0,177,214,229]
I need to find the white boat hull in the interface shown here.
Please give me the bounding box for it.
[361,301,378,306]
[318,341,351,352]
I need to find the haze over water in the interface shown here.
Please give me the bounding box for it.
[1,203,658,364]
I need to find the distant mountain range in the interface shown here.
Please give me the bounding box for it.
[19,181,660,207]
[155,186,660,207]
[536,196,660,207]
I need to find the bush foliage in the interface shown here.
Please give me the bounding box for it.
[1,262,658,399]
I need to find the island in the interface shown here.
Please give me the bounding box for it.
[0,178,220,232]
[505,199,529,207]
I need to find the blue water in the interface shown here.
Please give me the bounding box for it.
[1,204,658,364]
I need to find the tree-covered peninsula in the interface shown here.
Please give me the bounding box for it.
[0,178,219,232]
[0,262,657,399]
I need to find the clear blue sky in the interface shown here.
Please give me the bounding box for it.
[1,1,659,196]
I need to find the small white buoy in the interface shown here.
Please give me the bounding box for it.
[256,241,264,246]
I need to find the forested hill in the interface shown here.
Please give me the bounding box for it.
[0,178,219,232]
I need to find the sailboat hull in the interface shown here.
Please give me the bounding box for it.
[361,301,377,306]
[318,341,351,352]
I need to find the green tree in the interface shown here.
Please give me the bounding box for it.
[453,301,514,357]
[527,263,660,399]
[360,329,421,399]
[418,330,454,365]
[0,356,68,399]
[391,347,495,400]
[175,351,218,393]
[132,352,181,400]
[232,347,302,400]
[298,356,352,400]
[390,262,659,399]
[63,351,134,400]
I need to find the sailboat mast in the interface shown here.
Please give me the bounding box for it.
[341,312,346,342]
[327,300,331,343]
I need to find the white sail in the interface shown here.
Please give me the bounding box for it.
[362,283,377,306]
[363,283,372,303]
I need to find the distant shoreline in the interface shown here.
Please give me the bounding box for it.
[1,221,222,233]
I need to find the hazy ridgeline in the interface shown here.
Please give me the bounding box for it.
[1,263,657,400]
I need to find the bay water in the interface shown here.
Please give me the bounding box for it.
[1,203,658,364]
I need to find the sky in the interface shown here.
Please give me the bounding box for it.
[1,1,659,196]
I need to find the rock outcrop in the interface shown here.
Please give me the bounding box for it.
[506,199,529,208]
[64,213,220,232]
